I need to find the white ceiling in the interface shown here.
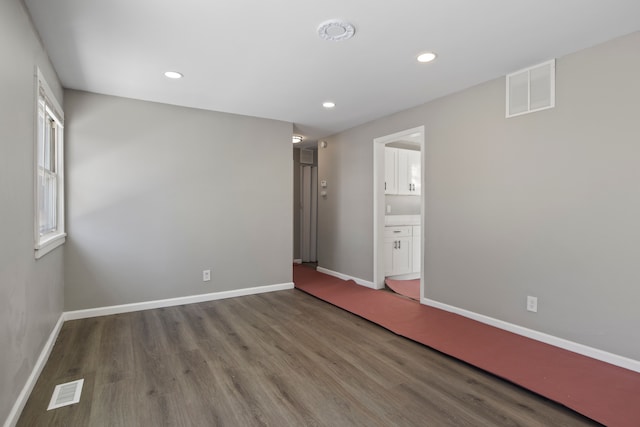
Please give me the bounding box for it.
[25,0,640,143]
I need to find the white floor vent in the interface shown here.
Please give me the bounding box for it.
[47,379,84,410]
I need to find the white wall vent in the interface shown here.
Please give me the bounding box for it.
[506,59,555,118]
[300,148,314,165]
[47,379,84,410]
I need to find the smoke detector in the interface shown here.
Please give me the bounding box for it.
[317,20,355,41]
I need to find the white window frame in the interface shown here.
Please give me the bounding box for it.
[35,68,66,259]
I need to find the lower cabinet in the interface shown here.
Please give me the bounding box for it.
[385,225,421,276]
[384,226,412,276]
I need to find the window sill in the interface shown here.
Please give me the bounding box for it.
[35,233,66,259]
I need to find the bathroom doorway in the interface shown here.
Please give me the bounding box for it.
[373,126,425,300]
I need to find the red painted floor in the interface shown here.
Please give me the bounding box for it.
[385,277,420,300]
[294,264,640,427]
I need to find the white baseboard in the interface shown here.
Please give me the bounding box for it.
[4,314,65,427]
[64,282,294,321]
[316,267,378,289]
[293,259,302,264]
[4,282,293,427]
[423,297,640,374]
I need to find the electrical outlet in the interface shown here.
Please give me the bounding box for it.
[202,269,211,282]
[526,296,538,313]
[386,205,391,214]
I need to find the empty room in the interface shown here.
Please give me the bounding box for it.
[2,0,640,426]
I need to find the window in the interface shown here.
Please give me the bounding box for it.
[35,69,65,259]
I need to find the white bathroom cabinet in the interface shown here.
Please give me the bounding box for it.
[398,149,421,195]
[384,226,413,276]
[384,147,420,196]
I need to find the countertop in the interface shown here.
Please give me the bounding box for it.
[385,215,420,226]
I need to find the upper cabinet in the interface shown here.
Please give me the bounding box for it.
[385,147,421,196]
[398,149,421,195]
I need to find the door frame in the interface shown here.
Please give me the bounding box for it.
[300,165,318,262]
[373,126,425,299]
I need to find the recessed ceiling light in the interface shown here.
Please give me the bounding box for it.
[322,101,336,109]
[318,20,356,41]
[292,135,303,144]
[164,71,183,79]
[417,52,437,63]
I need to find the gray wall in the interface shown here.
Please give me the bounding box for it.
[0,0,65,423]
[318,31,640,360]
[318,132,375,279]
[64,90,293,310]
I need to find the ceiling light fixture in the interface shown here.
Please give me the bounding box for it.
[164,71,183,79]
[292,135,303,144]
[317,20,356,41]
[417,52,437,63]
[322,101,336,109]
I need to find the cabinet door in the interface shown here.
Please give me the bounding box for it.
[384,147,398,194]
[385,226,412,276]
[406,150,421,195]
[393,236,412,275]
[385,236,412,275]
[397,149,421,195]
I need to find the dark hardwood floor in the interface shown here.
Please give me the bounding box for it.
[18,289,600,426]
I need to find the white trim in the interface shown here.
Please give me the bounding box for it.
[3,283,293,426]
[293,259,302,264]
[316,267,377,289]
[4,314,65,427]
[422,297,640,374]
[64,282,294,321]
[35,235,66,259]
[35,68,63,119]
[34,68,65,259]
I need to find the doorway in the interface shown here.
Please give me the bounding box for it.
[300,164,318,263]
[373,126,425,300]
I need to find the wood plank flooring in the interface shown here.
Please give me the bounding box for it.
[18,289,600,426]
